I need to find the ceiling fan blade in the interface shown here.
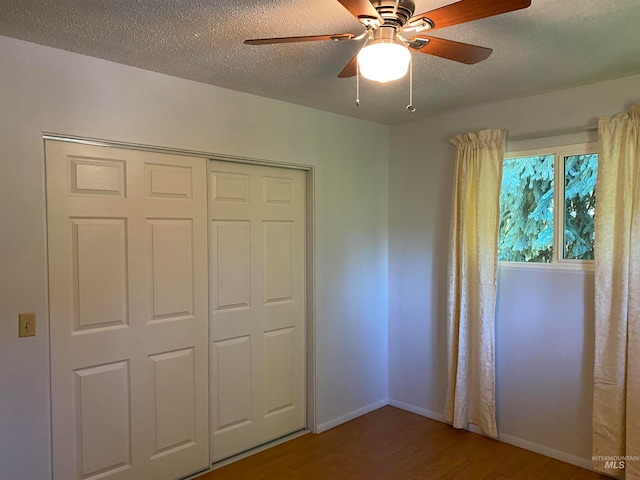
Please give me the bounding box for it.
[410,36,492,64]
[337,0,384,23]
[244,33,354,45]
[409,0,531,31]
[338,53,359,78]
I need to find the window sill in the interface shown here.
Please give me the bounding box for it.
[498,261,595,273]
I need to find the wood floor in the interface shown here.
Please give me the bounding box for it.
[200,406,607,480]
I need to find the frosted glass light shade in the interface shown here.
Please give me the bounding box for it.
[357,41,411,83]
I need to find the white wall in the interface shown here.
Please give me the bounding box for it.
[388,74,640,466]
[0,36,389,479]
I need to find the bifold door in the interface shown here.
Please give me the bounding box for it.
[46,141,209,480]
[209,160,306,462]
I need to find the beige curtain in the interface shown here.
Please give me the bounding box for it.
[444,128,506,438]
[593,105,640,478]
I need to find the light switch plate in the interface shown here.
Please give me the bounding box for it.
[19,313,36,337]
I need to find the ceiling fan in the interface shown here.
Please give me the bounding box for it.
[245,0,531,83]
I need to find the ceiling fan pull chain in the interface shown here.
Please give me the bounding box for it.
[356,60,360,106]
[407,57,416,112]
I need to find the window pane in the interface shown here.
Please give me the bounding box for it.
[499,155,554,263]
[563,154,597,260]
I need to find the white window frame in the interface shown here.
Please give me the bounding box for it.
[499,142,598,272]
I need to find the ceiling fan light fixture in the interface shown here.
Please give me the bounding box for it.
[357,28,411,83]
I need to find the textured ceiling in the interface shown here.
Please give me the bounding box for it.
[1,0,640,124]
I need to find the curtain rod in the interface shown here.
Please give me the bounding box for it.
[508,125,598,142]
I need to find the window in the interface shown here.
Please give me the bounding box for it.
[498,143,598,266]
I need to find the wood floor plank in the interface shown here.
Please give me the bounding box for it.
[199,406,607,480]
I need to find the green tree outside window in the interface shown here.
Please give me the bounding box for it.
[498,153,597,263]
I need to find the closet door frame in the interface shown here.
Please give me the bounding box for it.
[44,133,317,469]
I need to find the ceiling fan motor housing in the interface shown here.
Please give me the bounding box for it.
[370,0,416,28]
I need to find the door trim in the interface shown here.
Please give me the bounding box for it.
[43,133,317,438]
[42,133,310,170]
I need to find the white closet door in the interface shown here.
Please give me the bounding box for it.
[209,160,306,462]
[46,141,209,480]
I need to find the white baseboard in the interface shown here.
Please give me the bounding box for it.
[388,398,594,472]
[388,399,445,422]
[316,398,389,433]
[498,432,593,471]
